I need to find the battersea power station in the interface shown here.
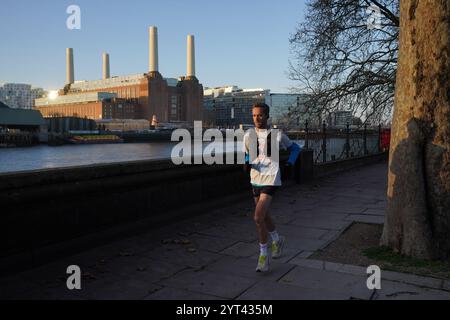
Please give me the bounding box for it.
[34,27,204,126]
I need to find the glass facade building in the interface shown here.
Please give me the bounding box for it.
[204,86,267,128]
[204,86,321,129]
[265,93,322,129]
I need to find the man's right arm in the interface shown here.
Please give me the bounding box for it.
[243,133,251,174]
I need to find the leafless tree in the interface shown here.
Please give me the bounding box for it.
[289,0,399,126]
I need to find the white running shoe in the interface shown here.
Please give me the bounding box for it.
[271,236,286,259]
[255,255,270,272]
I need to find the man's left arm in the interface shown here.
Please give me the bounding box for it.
[287,142,302,165]
[280,132,302,180]
[281,133,302,165]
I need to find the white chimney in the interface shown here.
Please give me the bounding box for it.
[187,35,196,78]
[66,48,74,85]
[102,53,110,79]
[149,26,159,73]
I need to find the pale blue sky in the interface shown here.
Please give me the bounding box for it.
[0,0,306,92]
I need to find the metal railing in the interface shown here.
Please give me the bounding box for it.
[290,122,385,164]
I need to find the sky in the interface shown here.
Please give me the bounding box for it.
[0,0,307,93]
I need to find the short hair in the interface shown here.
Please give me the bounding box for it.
[252,103,270,116]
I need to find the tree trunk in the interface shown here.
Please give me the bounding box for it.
[381,0,450,260]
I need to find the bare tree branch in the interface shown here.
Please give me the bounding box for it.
[289,0,399,127]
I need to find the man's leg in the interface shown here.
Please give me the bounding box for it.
[254,193,273,245]
[254,196,276,233]
[260,201,282,249]
[265,214,276,233]
[255,190,285,260]
[254,193,273,272]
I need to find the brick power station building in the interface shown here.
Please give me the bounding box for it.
[35,27,203,127]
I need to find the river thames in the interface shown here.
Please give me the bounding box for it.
[0,142,245,173]
[0,137,379,173]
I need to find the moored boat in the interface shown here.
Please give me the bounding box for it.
[66,134,123,144]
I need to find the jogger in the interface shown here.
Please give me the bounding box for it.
[243,103,301,272]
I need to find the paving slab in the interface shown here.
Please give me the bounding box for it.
[92,254,183,282]
[77,275,162,300]
[278,266,373,300]
[276,224,329,240]
[361,208,386,216]
[265,248,305,264]
[294,212,351,220]
[295,251,314,259]
[319,229,344,242]
[144,287,224,300]
[345,214,385,224]
[196,222,257,242]
[380,270,444,290]
[288,258,349,273]
[221,242,258,258]
[204,255,295,282]
[288,258,325,270]
[236,280,350,300]
[290,217,352,230]
[338,264,369,275]
[139,247,224,270]
[373,280,450,300]
[324,261,346,272]
[156,269,256,299]
[269,214,297,225]
[300,205,367,215]
[279,236,329,252]
[187,233,239,253]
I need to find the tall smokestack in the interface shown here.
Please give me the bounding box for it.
[187,35,196,78]
[149,26,159,73]
[66,48,74,85]
[102,53,110,79]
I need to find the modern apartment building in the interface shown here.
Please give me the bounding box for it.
[0,83,45,110]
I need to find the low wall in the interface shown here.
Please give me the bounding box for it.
[313,152,388,178]
[0,151,387,274]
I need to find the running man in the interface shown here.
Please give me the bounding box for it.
[243,103,301,272]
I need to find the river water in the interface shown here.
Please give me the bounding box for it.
[0,137,378,173]
[0,141,245,173]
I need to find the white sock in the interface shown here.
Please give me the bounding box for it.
[269,230,280,243]
[259,243,268,257]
